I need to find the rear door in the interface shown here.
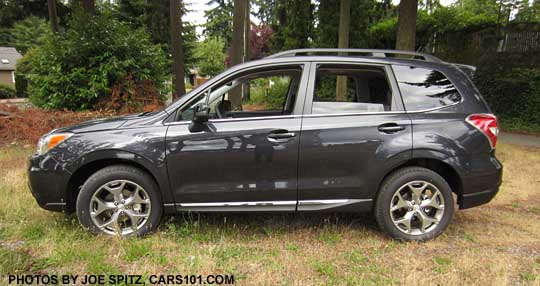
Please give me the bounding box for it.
[297,62,412,211]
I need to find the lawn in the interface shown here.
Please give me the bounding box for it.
[0,143,539,286]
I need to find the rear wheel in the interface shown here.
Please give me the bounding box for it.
[374,167,454,241]
[76,165,162,236]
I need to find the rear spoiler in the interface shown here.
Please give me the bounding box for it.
[453,63,477,79]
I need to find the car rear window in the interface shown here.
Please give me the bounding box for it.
[392,65,461,111]
[312,65,394,114]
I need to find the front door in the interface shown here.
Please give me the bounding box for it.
[165,64,309,211]
[297,62,412,211]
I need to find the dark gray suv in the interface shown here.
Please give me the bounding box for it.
[28,49,502,241]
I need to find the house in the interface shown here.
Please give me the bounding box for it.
[0,47,22,87]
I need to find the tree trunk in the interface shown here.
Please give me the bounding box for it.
[244,0,250,62]
[243,0,251,101]
[47,0,59,33]
[82,0,95,14]
[229,0,247,110]
[336,0,350,101]
[395,0,418,51]
[170,0,186,99]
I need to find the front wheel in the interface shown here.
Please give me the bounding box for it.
[76,165,162,236]
[374,167,454,241]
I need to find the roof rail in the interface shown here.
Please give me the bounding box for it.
[266,48,443,63]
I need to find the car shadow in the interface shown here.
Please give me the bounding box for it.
[162,212,381,237]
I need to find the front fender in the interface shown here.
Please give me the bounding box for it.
[47,127,174,207]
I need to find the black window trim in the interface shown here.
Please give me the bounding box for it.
[164,62,311,125]
[303,61,406,117]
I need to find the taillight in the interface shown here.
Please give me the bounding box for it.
[466,114,499,149]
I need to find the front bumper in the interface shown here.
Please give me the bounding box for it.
[27,154,71,212]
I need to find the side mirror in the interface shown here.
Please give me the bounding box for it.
[188,106,209,133]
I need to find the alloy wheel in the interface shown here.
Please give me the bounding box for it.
[389,180,445,235]
[89,180,151,236]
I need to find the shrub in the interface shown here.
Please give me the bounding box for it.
[10,16,51,54]
[195,37,226,77]
[474,53,540,132]
[26,10,168,111]
[0,84,16,99]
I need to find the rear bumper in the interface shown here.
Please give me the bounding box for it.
[458,154,502,209]
[27,154,71,212]
[460,188,500,209]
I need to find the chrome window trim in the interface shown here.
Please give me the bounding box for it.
[301,102,461,118]
[163,102,460,125]
[163,114,302,126]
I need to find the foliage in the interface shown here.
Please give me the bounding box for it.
[368,5,499,49]
[282,0,314,50]
[316,0,386,49]
[270,0,314,51]
[252,0,275,24]
[515,0,540,22]
[249,24,273,59]
[246,77,290,110]
[204,0,234,46]
[9,16,51,54]
[195,37,226,77]
[474,59,540,131]
[0,84,16,99]
[0,0,69,28]
[14,50,33,98]
[116,0,198,67]
[26,10,168,111]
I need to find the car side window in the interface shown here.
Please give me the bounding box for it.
[392,65,462,111]
[312,65,393,114]
[177,67,303,121]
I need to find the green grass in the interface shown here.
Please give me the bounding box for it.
[1,144,540,285]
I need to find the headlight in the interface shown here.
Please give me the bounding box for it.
[36,133,73,155]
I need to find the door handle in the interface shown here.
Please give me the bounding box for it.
[267,130,296,141]
[378,123,406,133]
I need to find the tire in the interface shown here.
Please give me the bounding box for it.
[374,167,454,241]
[76,165,162,237]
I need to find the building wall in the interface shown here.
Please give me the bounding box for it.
[0,70,15,87]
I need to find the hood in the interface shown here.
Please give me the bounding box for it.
[57,113,144,133]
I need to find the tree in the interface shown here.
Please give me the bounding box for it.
[229,0,247,109]
[195,38,226,77]
[283,0,314,50]
[82,0,95,14]
[10,16,51,54]
[117,0,197,68]
[244,1,251,62]
[203,0,234,46]
[336,0,350,101]
[47,0,59,32]
[252,0,274,24]
[170,0,186,99]
[396,0,418,51]
[315,0,381,49]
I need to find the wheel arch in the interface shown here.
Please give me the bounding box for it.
[376,156,464,207]
[65,150,166,213]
